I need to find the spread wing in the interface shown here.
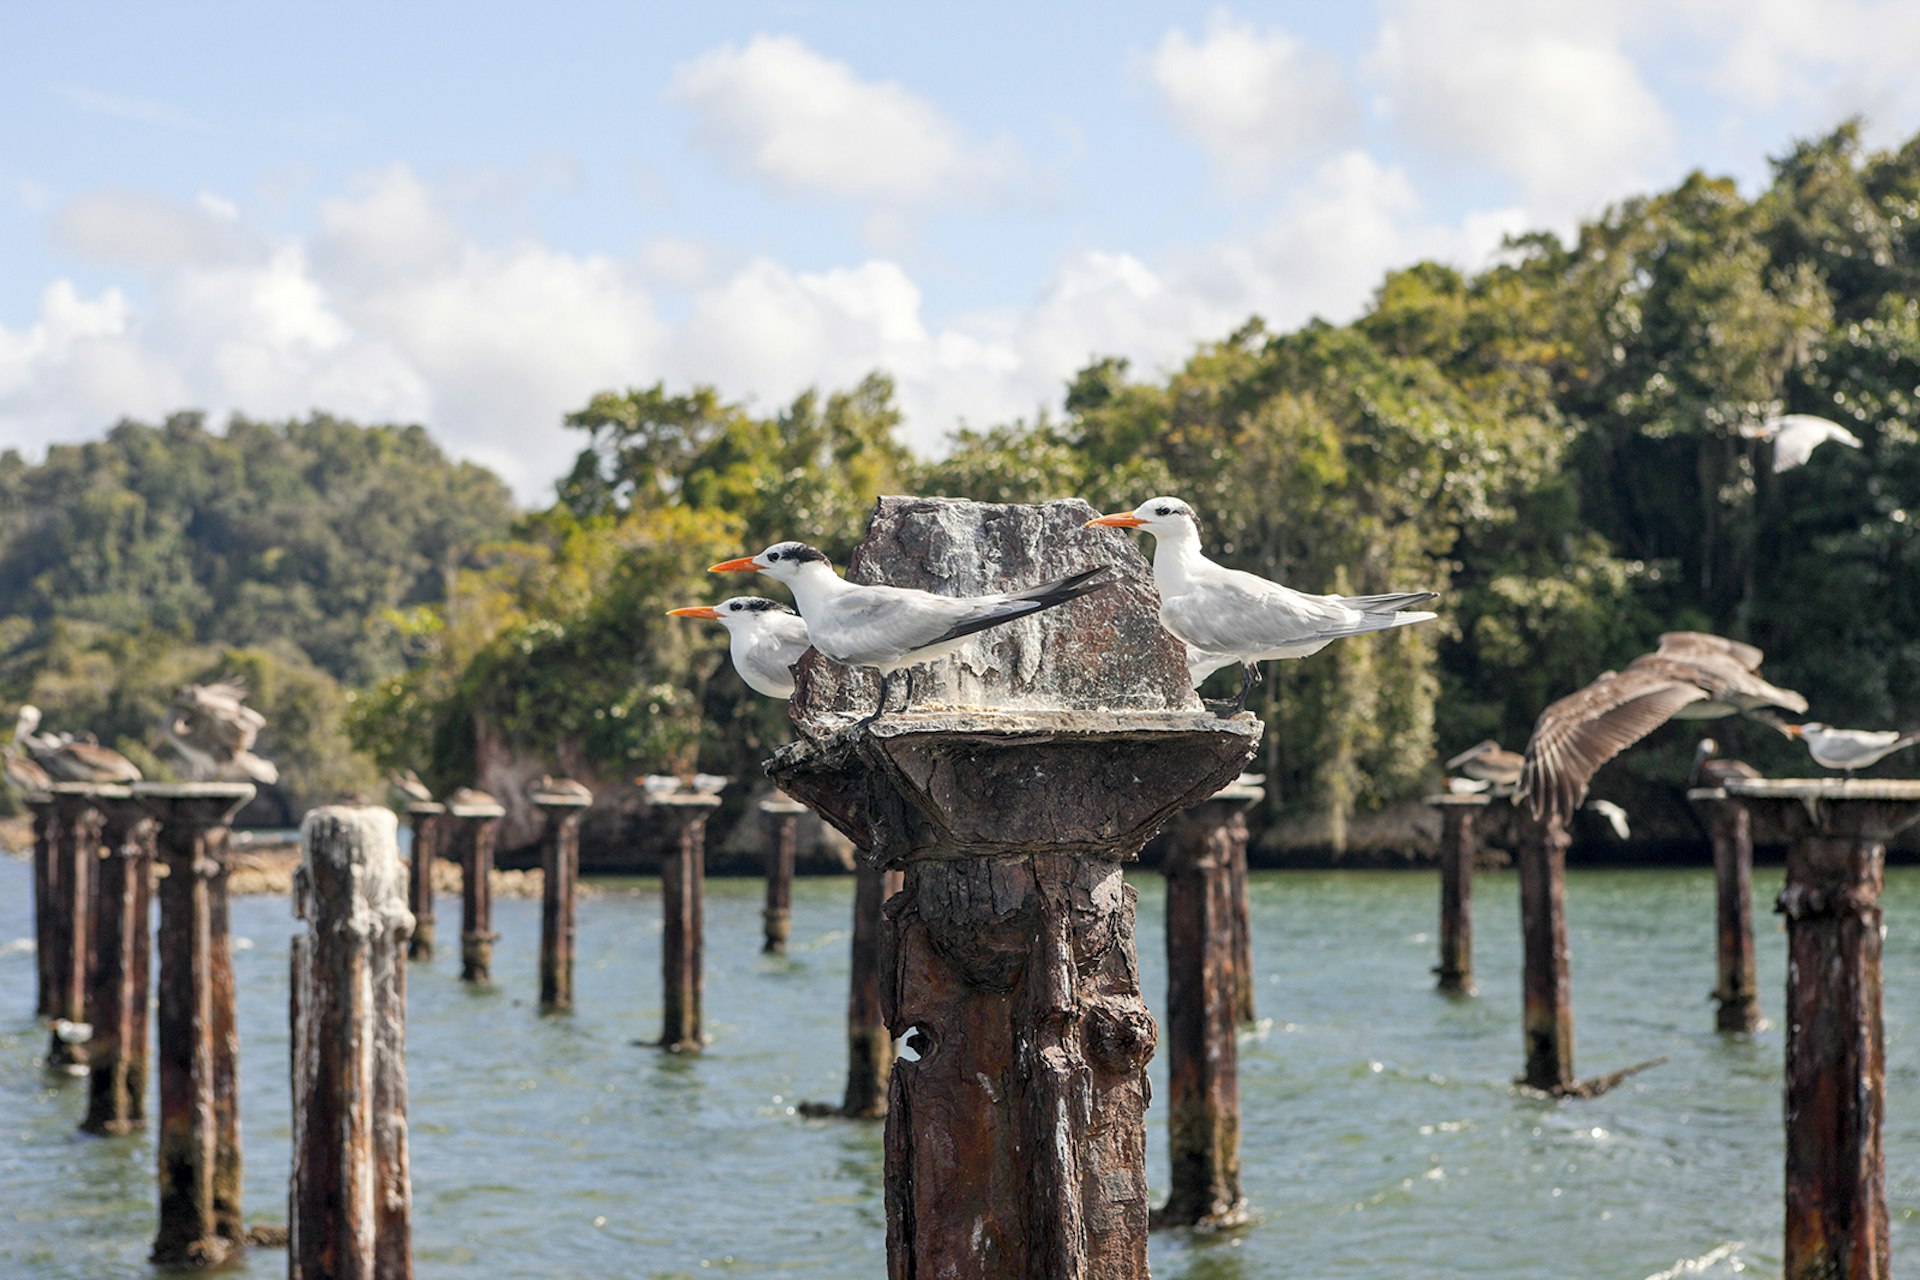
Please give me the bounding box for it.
[1655,632,1763,671]
[1520,668,1710,824]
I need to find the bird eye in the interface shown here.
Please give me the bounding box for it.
[1155,506,1170,516]
[768,551,782,562]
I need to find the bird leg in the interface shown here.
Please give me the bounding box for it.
[901,667,919,714]
[1217,662,1260,717]
[856,672,895,731]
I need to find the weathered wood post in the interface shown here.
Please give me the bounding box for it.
[652,791,721,1052]
[83,788,155,1134]
[404,801,445,962]
[291,805,414,1280]
[770,497,1258,1277]
[1226,805,1256,1026]
[532,780,591,1013]
[760,794,805,955]
[1725,779,1920,1280]
[838,862,904,1117]
[1156,776,1262,1229]
[136,781,255,1267]
[1688,787,1759,1033]
[44,783,103,1072]
[446,790,504,985]
[1516,806,1574,1092]
[27,791,55,1017]
[1427,793,1487,996]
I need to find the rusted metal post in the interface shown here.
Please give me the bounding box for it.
[760,794,805,955]
[839,862,904,1117]
[770,496,1259,1277]
[1226,814,1256,1025]
[1688,787,1759,1033]
[83,788,155,1134]
[1156,778,1262,1229]
[1427,794,1487,996]
[654,794,720,1052]
[45,783,103,1072]
[1726,779,1920,1280]
[137,781,255,1267]
[27,792,55,1017]
[1516,806,1574,1093]
[532,782,591,1013]
[405,802,444,961]
[291,806,414,1280]
[447,794,504,984]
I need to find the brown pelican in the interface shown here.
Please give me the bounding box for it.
[19,711,143,786]
[1445,739,1523,789]
[446,786,500,810]
[161,679,276,784]
[1690,738,1760,788]
[6,707,54,793]
[1782,722,1920,772]
[389,769,434,806]
[1519,633,1806,825]
[528,775,592,802]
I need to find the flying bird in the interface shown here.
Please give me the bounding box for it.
[1088,497,1437,713]
[1689,737,1760,789]
[710,541,1115,724]
[162,679,278,785]
[1518,632,1807,825]
[1740,412,1863,472]
[1782,722,1920,773]
[667,597,813,700]
[1583,799,1632,842]
[1445,739,1523,789]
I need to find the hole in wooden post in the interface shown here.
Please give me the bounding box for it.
[897,1024,935,1063]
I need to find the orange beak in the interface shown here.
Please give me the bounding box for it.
[709,556,761,573]
[1086,512,1147,528]
[1783,723,1804,738]
[666,606,722,620]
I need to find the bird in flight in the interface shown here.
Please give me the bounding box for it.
[710,541,1114,725]
[667,597,813,700]
[1739,412,1863,472]
[1781,722,1920,773]
[1087,496,1437,713]
[162,678,278,785]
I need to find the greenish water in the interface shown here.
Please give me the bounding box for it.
[2,853,1915,1278]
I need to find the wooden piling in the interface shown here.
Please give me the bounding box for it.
[137,781,255,1268]
[447,795,505,984]
[533,784,591,1013]
[291,805,414,1280]
[1516,806,1574,1093]
[1689,788,1759,1033]
[27,792,55,1017]
[839,862,904,1117]
[45,784,103,1072]
[1227,818,1256,1025]
[1726,779,1920,1280]
[404,802,445,962]
[759,795,805,955]
[83,788,154,1134]
[1428,794,1488,996]
[654,794,719,1051]
[1156,780,1261,1229]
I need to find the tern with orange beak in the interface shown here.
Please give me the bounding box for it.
[666,597,813,700]
[710,541,1115,724]
[1781,721,1920,772]
[1087,497,1438,713]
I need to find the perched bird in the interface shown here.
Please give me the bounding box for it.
[1445,739,1523,789]
[162,679,277,785]
[1444,776,1491,795]
[5,707,54,793]
[388,769,434,806]
[1690,738,1760,789]
[640,775,684,802]
[17,705,143,785]
[1782,722,1920,773]
[1088,497,1437,713]
[445,786,500,810]
[710,541,1115,724]
[1519,632,1807,825]
[528,775,592,802]
[666,597,813,700]
[1740,413,1863,472]
[689,773,728,795]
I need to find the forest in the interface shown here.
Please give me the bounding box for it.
[3,123,1917,849]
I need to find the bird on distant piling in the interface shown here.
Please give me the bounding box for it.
[710,541,1115,724]
[389,769,433,806]
[445,786,499,810]
[16,705,143,785]
[1781,722,1920,773]
[1518,632,1807,826]
[666,597,813,700]
[1087,497,1438,714]
[1739,412,1863,473]
[1445,739,1524,790]
[161,679,277,785]
[1689,738,1760,789]
[528,775,592,802]
[5,707,54,793]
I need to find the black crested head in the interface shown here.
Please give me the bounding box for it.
[762,540,832,567]
[1148,498,1202,538]
[727,597,798,615]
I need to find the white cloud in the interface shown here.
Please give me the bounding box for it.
[1367,0,1675,227]
[53,188,264,268]
[666,34,1022,207]
[1145,12,1360,181]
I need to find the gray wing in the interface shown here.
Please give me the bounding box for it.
[820,583,1011,664]
[1167,569,1422,655]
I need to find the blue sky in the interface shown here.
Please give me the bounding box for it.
[4,1,1918,502]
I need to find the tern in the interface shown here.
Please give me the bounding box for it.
[1782,722,1920,772]
[710,541,1115,724]
[1689,738,1759,789]
[1445,739,1523,789]
[1519,632,1806,825]
[667,597,813,700]
[1088,497,1438,712]
[1739,413,1863,472]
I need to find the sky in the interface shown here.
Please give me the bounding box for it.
[3,2,1918,504]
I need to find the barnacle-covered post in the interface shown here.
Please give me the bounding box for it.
[1427,793,1487,996]
[1688,787,1759,1033]
[404,801,445,961]
[770,497,1259,1276]
[651,787,722,1052]
[136,780,254,1267]
[759,794,805,954]
[1725,779,1920,1280]
[532,781,591,1013]
[1156,775,1262,1229]
[291,806,414,1280]
[446,790,505,985]
[83,787,155,1134]
[43,783,103,1071]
